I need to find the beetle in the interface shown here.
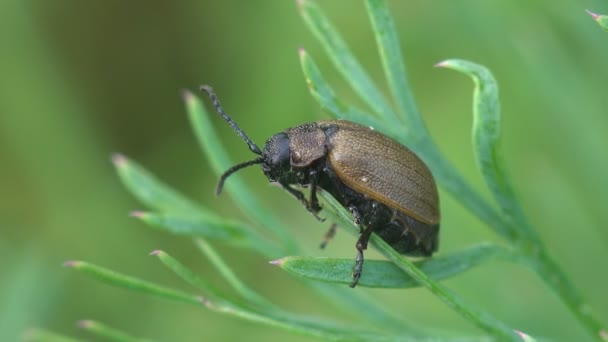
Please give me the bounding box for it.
[201,85,440,287]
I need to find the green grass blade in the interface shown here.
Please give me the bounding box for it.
[132,211,281,257]
[298,0,399,123]
[587,10,608,31]
[437,59,535,241]
[365,0,424,133]
[78,320,153,342]
[64,260,201,305]
[182,90,297,251]
[272,243,511,288]
[112,153,207,216]
[23,329,81,342]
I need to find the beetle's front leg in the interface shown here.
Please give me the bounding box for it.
[280,182,324,222]
[308,170,322,213]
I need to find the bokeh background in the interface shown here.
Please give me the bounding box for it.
[1,0,607,341]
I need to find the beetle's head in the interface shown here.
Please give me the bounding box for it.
[261,132,291,182]
[200,85,295,195]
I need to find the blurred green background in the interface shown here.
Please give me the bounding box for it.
[1,0,607,341]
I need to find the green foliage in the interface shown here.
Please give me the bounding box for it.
[58,0,607,341]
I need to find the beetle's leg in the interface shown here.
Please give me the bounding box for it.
[350,202,382,287]
[348,204,362,229]
[350,224,374,288]
[319,223,337,249]
[308,170,323,213]
[280,182,325,222]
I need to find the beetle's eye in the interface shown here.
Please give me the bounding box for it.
[264,133,290,168]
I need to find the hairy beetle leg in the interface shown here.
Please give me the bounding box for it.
[281,183,325,222]
[319,223,338,249]
[350,225,374,288]
[348,204,362,227]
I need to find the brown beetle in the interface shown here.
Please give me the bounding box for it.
[202,85,440,287]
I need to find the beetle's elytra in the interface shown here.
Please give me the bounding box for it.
[201,85,440,287]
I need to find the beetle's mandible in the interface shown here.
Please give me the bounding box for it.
[201,85,440,287]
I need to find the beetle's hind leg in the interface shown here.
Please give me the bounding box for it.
[350,224,374,288]
[350,202,380,287]
[319,223,337,249]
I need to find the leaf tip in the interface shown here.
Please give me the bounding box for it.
[182,89,196,103]
[63,260,81,268]
[196,296,213,307]
[269,258,285,266]
[76,320,94,329]
[434,60,450,68]
[586,9,600,20]
[149,249,164,257]
[515,330,535,342]
[111,153,127,167]
[129,210,146,219]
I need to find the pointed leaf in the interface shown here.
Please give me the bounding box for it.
[133,212,280,257]
[437,59,534,241]
[272,243,511,288]
[365,0,423,132]
[63,261,200,305]
[587,10,608,31]
[112,154,207,216]
[299,49,412,142]
[298,0,399,123]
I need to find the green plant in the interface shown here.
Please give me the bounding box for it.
[33,1,607,341]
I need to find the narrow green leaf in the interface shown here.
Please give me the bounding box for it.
[112,153,207,216]
[193,239,277,309]
[150,250,223,295]
[182,90,297,251]
[437,59,535,241]
[272,243,511,288]
[199,298,401,342]
[587,10,608,31]
[365,0,424,133]
[133,211,280,257]
[299,49,412,142]
[152,248,276,310]
[78,320,153,342]
[64,260,201,305]
[23,329,81,342]
[298,0,399,123]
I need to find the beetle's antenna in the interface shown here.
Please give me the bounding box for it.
[200,85,263,156]
[216,157,264,195]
